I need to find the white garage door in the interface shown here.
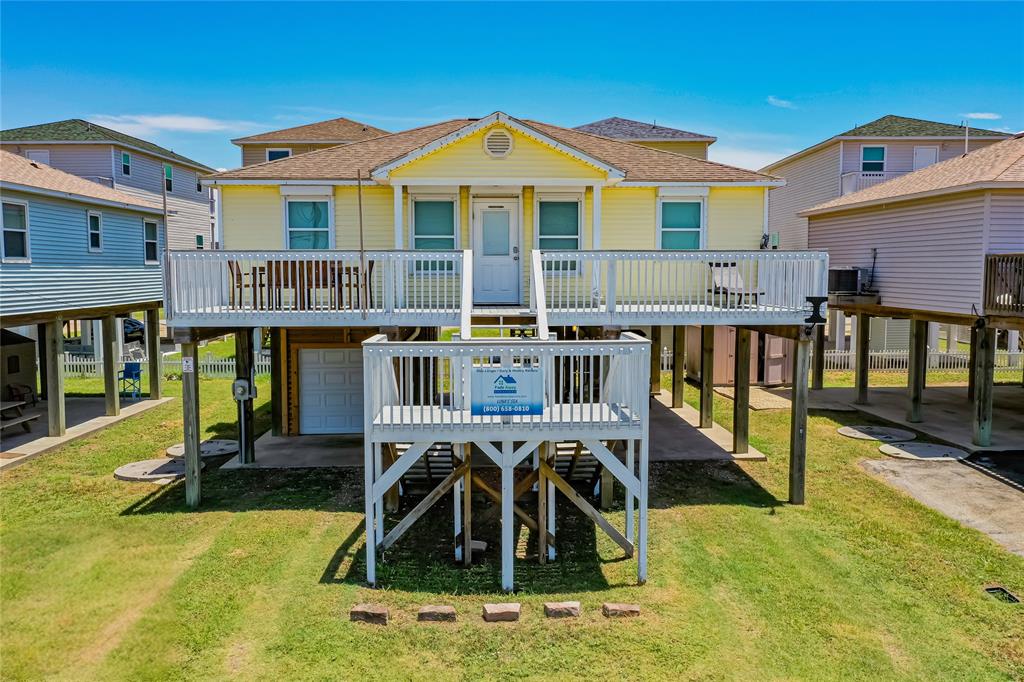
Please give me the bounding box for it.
[299,348,364,434]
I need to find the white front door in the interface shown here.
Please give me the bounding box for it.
[913,146,939,170]
[299,348,364,434]
[473,200,520,304]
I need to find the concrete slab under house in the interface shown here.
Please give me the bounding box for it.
[170,111,830,592]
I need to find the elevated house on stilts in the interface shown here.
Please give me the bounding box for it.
[170,112,828,591]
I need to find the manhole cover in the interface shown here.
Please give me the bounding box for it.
[166,439,238,459]
[878,442,969,461]
[114,458,205,482]
[838,425,917,442]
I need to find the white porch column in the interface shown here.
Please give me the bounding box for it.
[591,184,602,249]
[945,324,957,354]
[927,322,939,368]
[392,183,404,249]
[834,310,846,351]
[1008,329,1021,367]
[849,314,858,355]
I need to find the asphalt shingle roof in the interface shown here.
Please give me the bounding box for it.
[0,149,163,211]
[574,117,715,141]
[211,114,772,184]
[232,117,390,144]
[0,119,215,171]
[802,134,1024,214]
[836,114,1008,138]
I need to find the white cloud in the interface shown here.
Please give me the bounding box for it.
[766,95,796,110]
[88,114,261,137]
[963,112,1001,120]
[709,145,795,171]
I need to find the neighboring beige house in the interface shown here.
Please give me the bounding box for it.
[801,134,1024,447]
[231,116,389,166]
[762,115,1009,251]
[575,117,716,159]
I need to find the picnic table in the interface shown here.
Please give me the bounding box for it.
[1,400,38,434]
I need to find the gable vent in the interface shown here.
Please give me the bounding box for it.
[484,129,513,158]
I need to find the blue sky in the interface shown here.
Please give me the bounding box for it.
[3,2,1022,171]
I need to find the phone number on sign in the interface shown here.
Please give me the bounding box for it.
[480,404,536,414]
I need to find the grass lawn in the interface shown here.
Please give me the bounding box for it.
[1,376,1022,680]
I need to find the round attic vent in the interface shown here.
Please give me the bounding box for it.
[484,129,513,158]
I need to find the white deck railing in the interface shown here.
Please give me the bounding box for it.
[536,250,828,326]
[840,171,906,195]
[166,250,465,327]
[362,332,650,443]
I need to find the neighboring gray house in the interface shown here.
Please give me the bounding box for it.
[231,116,389,167]
[574,117,716,159]
[1,119,216,250]
[762,115,1009,251]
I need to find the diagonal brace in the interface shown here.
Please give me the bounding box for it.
[540,460,634,557]
[380,461,468,551]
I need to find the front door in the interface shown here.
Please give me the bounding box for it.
[913,145,939,170]
[473,200,520,304]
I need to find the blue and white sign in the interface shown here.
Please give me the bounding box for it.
[471,367,544,416]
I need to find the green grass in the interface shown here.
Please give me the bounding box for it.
[2,377,1022,680]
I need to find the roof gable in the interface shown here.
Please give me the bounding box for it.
[232,116,390,144]
[837,114,1007,139]
[0,119,214,171]
[574,117,716,142]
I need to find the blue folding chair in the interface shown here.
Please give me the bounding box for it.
[118,362,143,401]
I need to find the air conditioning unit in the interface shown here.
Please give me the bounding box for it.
[828,267,870,295]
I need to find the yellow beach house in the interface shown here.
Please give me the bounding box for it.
[170,112,828,591]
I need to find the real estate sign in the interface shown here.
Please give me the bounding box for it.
[470,367,543,416]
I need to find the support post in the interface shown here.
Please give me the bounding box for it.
[181,341,201,509]
[812,323,825,390]
[649,326,662,396]
[907,319,927,422]
[600,459,614,510]
[500,442,514,592]
[145,309,161,399]
[44,318,65,436]
[968,325,979,401]
[789,331,811,505]
[101,315,120,416]
[973,326,995,447]
[270,329,283,436]
[235,329,256,464]
[537,442,547,565]
[36,323,48,400]
[462,443,472,567]
[834,310,846,352]
[672,325,686,408]
[854,313,871,405]
[700,325,714,428]
[733,328,751,454]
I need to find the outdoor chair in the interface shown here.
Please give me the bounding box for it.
[6,383,37,406]
[118,362,143,401]
[227,260,265,308]
[707,262,763,307]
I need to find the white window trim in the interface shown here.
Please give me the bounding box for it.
[266,148,293,162]
[281,196,335,249]
[163,164,174,193]
[860,144,887,173]
[534,192,583,276]
[143,220,160,264]
[409,193,461,250]
[195,234,205,250]
[87,210,103,253]
[1,198,31,263]
[121,151,132,176]
[657,196,706,250]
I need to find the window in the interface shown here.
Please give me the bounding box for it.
[87,211,102,252]
[144,221,159,263]
[196,172,204,193]
[25,150,50,165]
[2,201,29,261]
[861,146,886,173]
[659,200,702,250]
[537,199,581,271]
[195,234,204,250]
[163,164,173,192]
[286,200,331,249]
[266,148,292,162]
[121,151,131,176]
[412,199,456,271]
[7,355,20,375]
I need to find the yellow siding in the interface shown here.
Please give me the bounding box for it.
[601,187,658,249]
[334,186,394,249]
[390,124,606,180]
[633,141,710,159]
[221,186,281,249]
[459,186,470,246]
[522,187,534,297]
[706,187,765,249]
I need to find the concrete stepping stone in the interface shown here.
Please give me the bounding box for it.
[482,603,520,622]
[544,601,580,618]
[602,603,640,618]
[879,442,969,462]
[350,604,389,625]
[166,439,239,459]
[838,425,917,442]
[418,605,456,622]
[113,458,204,483]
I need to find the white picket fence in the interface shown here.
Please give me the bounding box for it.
[62,353,272,378]
[659,347,1022,373]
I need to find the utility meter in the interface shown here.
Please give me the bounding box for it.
[232,378,255,401]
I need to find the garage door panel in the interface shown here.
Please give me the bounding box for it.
[299,348,364,434]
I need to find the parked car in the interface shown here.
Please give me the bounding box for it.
[122,318,145,344]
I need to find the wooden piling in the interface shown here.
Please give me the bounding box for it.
[182,341,202,508]
[672,325,686,408]
[973,326,995,447]
[789,333,810,505]
[733,328,751,454]
[700,325,714,428]
[145,309,161,399]
[44,318,65,437]
[854,313,871,405]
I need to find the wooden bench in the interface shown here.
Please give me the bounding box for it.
[0,412,38,433]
